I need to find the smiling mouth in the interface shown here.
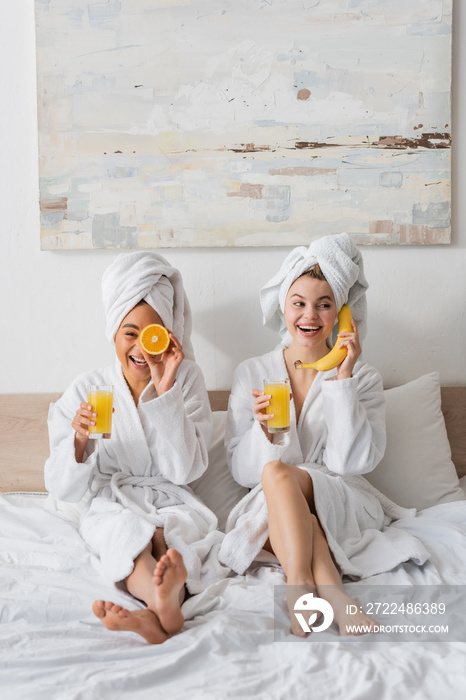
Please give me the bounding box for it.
[298,325,321,335]
[129,355,149,368]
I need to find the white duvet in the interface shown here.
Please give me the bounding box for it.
[1,487,466,700]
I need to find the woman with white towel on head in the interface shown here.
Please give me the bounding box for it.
[218,233,429,637]
[45,251,228,644]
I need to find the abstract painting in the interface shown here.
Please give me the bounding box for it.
[35,0,452,249]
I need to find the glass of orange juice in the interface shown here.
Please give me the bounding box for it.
[87,385,113,439]
[263,379,290,433]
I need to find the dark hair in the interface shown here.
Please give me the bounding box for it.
[300,263,327,281]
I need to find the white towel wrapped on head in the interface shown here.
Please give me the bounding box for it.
[259,232,369,345]
[102,251,195,360]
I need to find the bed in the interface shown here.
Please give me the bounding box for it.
[1,372,466,699]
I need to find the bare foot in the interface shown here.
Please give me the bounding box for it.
[92,600,169,644]
[151,548,187,635]
[321,589,379,636]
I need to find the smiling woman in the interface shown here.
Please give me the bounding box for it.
[284,277,337,357]
[43,251,227,645]
[115,302,164,401]
[218,232,431,638]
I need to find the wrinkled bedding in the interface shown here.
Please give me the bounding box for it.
[1,489,466,700]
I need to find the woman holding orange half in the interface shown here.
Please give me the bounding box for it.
[45,252,227,644]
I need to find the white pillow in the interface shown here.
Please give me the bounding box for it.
[364,372,465,511]
[190,411,248,531]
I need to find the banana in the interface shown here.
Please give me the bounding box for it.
[294,304,353,371]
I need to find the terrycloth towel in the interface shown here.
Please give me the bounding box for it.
[102,251,195,360]
[259,232,369,345]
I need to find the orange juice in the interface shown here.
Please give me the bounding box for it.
[263,380,290,433]
[87,386,113,439]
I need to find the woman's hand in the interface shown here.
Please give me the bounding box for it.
[336,318,361,379]
[72,402,96,462]
[72,402,96,439]
[143,332,184,396]
[251,389,274,439]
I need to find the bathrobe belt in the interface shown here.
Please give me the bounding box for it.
[89,469,216,521]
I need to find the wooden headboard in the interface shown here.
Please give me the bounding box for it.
[0,388,465,493]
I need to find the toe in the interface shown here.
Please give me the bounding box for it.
[167,548,183,566]
[290,622,307,638]
[154,560,167,577]
[159,554,169,568]
[92,600,105,619]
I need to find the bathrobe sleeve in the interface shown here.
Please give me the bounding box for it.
[138,360,213,485]
[44,374,98,503]
[225,360,289,489]
[320,362,386,476]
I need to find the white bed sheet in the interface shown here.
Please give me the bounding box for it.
[1,488,466,700]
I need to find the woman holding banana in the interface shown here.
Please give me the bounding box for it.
[218,233,429,636]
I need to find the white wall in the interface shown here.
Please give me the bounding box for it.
[1,1,465,393]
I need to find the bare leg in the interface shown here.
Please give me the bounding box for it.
[262,461,317,637]
[262,461,378,636]
[93,528,187,642]
[261,461,316,585]
[310,515,378,635]
[125,540,161,604]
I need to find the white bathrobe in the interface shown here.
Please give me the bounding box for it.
[45,360,228,594]
[218,347,430,578]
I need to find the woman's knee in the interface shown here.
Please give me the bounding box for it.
[261,460,291,489]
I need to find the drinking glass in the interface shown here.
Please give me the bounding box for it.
[87,385,113,439]
[263,379,290,433]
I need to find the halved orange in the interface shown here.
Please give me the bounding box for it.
[139,324,170,355]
